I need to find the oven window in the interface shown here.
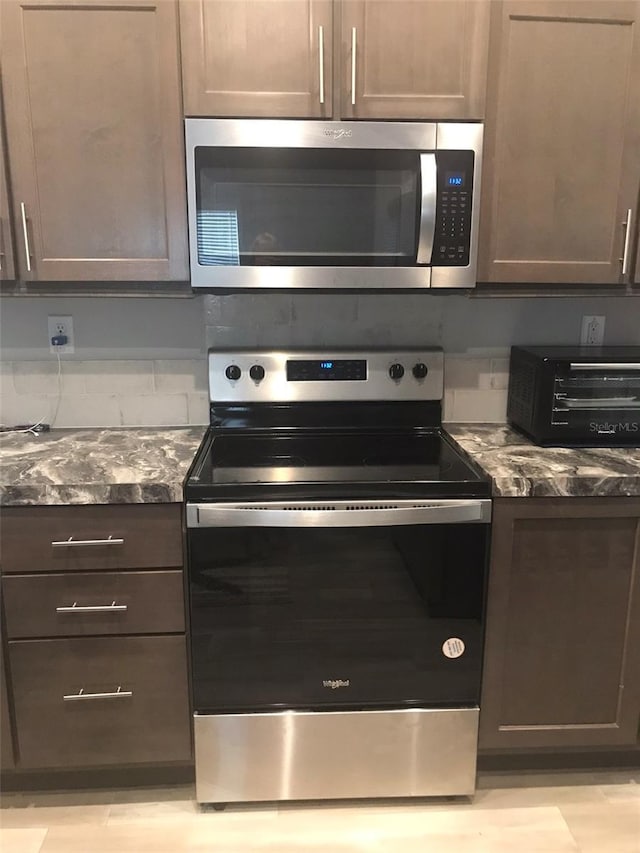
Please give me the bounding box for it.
[189,523,488,713]
[552,367,640,437]
[194,147,420,267]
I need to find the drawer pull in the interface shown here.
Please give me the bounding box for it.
[51,535,125,548]
[63,686,133,702]
[56,601,128,614]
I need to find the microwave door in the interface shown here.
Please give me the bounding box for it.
[417,153,437,266]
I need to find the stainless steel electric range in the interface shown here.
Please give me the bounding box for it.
[184,348,491,806]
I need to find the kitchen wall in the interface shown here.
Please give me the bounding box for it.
[1,292,639,428]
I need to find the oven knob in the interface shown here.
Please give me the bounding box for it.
[412,362,428,379]
[249,364,265,382]
[389,363,405,381]
[225,365,241,381]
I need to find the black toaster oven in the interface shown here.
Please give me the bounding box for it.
[507,346,640,446]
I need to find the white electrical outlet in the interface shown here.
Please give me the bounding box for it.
[47,315,75,354]
[580,315,605,347]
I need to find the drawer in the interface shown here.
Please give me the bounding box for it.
[0,504,183,573]
[9,635,191,769]
[3,571,185,639]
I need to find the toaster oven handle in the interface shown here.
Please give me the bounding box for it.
[569,363,640,371]
[416,153,437,265]
[187,499,491,528]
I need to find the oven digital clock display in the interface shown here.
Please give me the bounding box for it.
[287,359,367,381]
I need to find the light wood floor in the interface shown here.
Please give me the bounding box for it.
[1,769,638,852]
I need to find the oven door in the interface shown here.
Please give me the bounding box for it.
[187,499,491,714]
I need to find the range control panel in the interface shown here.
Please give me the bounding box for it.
[209,348,444,403]
[433,150,474,266]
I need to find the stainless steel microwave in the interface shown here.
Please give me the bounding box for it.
[185,119,483,290]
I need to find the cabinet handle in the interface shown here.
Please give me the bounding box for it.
[63,686,133,702]
[20,202,32,273]
[51,535,125,548]
[318,25,325,105]
[351,27,357,106]
[621,208,633,278]
[56,601,128,613]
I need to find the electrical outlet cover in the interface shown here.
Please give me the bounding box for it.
[47,315,75,354]
[580,315,605,347]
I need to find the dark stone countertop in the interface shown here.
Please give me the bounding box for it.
[2,423,639,506]
[0,427,205,506]
[446,424,640,498]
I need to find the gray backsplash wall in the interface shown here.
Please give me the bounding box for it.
[1,293,639,427]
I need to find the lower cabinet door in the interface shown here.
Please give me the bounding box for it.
[479,498,640,751]
[10,635,191,769]
[1,638,15,770]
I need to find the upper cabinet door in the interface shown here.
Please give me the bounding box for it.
[180,0,333,118]
[0,107,16,281]
[340,0,490,120]
[0,0,189,282]
[479,1,640,285]
[635,216,640,284]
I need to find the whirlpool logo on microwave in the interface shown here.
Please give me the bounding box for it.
[323,679,350,689]
[589,421,639,433]
[323,128,353,140]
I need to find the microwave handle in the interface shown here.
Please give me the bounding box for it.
[416,153,437,264]
[569,362,640,371]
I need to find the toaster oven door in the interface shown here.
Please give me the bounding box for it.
[552,361,640,442]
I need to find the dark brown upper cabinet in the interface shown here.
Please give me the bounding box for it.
[479,498,640,751]
[479,0,640,286]
[180,0,334,118]
[180,0,489,120]
[340,0,489,120]
[0,101,16,281]
[0,0,189,282]
[635,216,640,283]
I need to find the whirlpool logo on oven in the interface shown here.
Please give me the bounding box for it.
[323,679,350,689]
[590,421,639,433]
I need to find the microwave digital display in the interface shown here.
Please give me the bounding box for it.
[446,172,465,187]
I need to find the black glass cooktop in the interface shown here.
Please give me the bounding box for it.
[185,429,490,500]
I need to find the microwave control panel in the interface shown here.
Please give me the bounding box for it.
[433,151,475,266]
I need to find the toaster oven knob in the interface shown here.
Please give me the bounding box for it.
[412,362,428,379]
[389,363,405,381]
[225,365,241,381]
[249,364,265,382]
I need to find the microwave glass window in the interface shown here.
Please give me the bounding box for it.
[194,148,420,267]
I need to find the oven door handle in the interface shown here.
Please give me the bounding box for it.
[186,499,491,528]
[416,153,437,265]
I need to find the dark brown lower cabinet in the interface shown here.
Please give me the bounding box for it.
[9,635,191,769]
[479,498,640,751]
[1,634,15,770]
[1,502,191,776]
